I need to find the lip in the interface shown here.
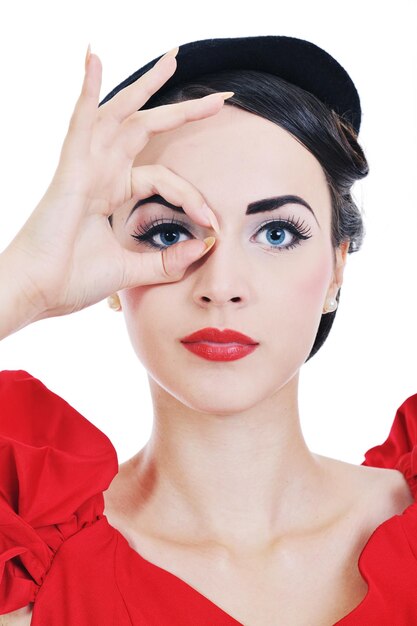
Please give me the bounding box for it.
[180,327,259,344]
[180,327,259,362]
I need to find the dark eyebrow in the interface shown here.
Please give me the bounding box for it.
[125,193,320,226]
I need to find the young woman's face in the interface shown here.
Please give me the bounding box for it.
[111,104,347,413]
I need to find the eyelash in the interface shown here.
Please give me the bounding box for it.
[130,214,313,252]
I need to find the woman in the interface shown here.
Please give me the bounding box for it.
[1,35,417,625]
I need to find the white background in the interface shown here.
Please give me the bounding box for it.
[0,1,416,465]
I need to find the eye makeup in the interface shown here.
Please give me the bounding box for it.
[130,213,312,253]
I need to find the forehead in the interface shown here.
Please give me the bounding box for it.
[133,104,330,214]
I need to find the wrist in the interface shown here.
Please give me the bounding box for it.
[0,248,47,340]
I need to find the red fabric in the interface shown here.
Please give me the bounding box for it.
[1,370,417,624]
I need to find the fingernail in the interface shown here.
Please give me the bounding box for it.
[201,203,220,234]
[219,91,234,100]
[203,92,234,102]
[85,43,91,72]
[162,46,180,59]
[201,237,216,254]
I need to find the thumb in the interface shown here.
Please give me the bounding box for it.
[120,236,216,289]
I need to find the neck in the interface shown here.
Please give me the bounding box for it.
[128,372,330,553]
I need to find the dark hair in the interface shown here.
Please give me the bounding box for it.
[113,69,369,361]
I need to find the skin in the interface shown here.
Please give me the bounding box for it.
[3,56,414,625]
[109,102,353,554]
[4,96,414,626]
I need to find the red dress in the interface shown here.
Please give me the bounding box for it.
[1,370,417,625]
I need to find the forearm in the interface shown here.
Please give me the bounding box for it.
[0,249,46,341]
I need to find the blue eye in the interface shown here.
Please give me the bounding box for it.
[254,217,312,251]
[131,217,190,249]
[131,215,312,251]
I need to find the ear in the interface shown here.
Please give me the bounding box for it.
[326,240,350,299]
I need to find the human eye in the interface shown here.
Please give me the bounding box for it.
[253,214,313,252]
[130,216,193,250]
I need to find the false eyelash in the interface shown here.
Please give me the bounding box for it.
[256,213,312,239]
[132,215,190,239]
[255,215,312,252]
[131,215,192,251]
[130,213,313,251]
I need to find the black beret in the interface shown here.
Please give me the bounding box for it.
[99,35,362,135]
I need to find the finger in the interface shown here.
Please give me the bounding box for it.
[119,236,216,289]
[60,52,103,162]
[119,93,233,160]
[98,48,179,123]
[130,164,219,231]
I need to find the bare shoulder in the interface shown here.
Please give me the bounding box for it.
[316,453,415,525]
[359,461,415,517]
[0,604,33,625]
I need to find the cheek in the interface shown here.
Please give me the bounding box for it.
[264,253,333,365]
[119,285,177,363]
[266,251,332,312]
[298,255,332,305]
[293,255,333,345]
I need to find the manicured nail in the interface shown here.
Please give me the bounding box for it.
[219,91,234,100]
[85,43,91,72]
[201,203,220,234]
[203,92,235,102]
[201,237,216,254]
[160,46,179,60]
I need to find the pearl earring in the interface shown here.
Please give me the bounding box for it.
[323,297,338,314]
[107,294,122,311]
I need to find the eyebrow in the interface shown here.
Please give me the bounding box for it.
[125,194,320,226]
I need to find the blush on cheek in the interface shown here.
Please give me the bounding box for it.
[121,284,153,311]
[282,259,333,363]
[298,257,333,306]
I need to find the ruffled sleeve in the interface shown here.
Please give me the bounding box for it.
[0,370,119,614]
[362,392,417,499]
[361,392,417,567]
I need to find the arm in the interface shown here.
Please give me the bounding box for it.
[0,248,47,341]
[0,47,220,346]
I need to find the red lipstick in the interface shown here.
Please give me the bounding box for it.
[180,327,259,362]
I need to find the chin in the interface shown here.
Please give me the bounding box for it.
[154,367,290,415]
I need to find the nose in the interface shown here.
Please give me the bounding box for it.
[191,235,251,308]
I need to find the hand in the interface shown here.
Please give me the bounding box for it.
[3,46,229,320]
